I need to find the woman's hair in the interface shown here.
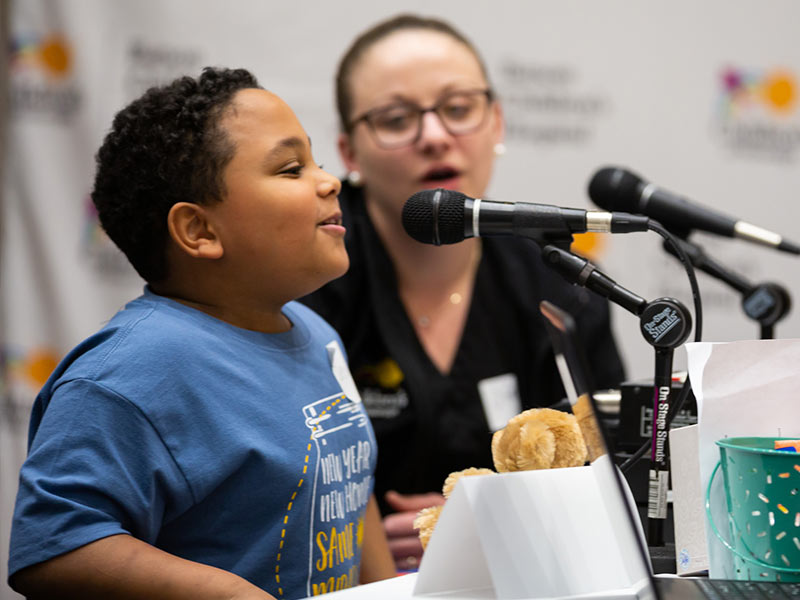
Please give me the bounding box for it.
[335,14,491,133]
[92,67,261,283]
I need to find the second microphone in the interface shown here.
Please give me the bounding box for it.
[402,188,652,246]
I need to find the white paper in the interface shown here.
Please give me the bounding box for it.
[478,373,522,432]
[668,424,709,575]
[308,572,419,599]
[326,340,362,403]
[414,467,642,599]
[686,338,800,579]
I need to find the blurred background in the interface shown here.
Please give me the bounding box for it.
[2,1,799,596]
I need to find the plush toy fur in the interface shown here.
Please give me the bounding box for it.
[413,408,588,549]
[413,505,443,550]
[491,408,587,472]
[413,468,494,550]
[442,467,496,499]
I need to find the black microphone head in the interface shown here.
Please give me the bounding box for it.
[588,166,645,212]
[402,188,468,245]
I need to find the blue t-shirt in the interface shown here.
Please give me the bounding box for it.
[9,289,377,599]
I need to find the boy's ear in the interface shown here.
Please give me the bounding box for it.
[167,202,224,260]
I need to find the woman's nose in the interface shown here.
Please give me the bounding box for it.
[415,110,453,148]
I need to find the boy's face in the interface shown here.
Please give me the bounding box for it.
[208,89,348,304]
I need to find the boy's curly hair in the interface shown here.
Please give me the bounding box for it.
[92,67,261,283]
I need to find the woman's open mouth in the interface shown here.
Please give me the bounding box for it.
[421,166,461,188]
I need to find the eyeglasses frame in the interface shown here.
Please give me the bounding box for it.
[347,88,496,149]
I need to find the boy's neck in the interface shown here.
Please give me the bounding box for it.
[150,283,292,334]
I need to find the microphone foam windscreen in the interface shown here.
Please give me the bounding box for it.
[587,167,643,212]
[402,189,467,245]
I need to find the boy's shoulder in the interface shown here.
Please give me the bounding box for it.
[48,294,339,389]
[40,292,214,389]
[36,294,343,425]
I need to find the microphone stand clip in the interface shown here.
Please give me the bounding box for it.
[662,236,791,339]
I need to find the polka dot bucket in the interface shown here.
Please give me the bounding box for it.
[706,437,800,581]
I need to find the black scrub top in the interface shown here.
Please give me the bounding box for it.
[301,182,626,514]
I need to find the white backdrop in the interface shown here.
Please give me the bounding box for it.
[3,1,800,596]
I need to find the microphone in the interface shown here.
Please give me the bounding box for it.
[588,166,800,255]
[402,188,651,245]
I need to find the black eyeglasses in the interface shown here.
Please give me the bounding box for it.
[348,89,494,149]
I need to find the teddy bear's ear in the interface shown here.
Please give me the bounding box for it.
[492,415,556,472]
[533,409,588,468]
[509,422,556,471]
[490,407,591,472]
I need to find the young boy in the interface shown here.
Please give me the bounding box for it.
[8,67,395,599]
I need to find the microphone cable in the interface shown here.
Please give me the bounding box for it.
[646,219,704,347]
[619,220,703,474]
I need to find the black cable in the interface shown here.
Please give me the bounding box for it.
[619,376,693,473]
[619,221,703,474]
[645,221,703,344]
[619,432,651,473]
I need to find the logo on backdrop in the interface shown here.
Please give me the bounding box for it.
[498,60,610,147]
[497,60,610,261]
[713,66,800,161]
[10,32,82,121]
[123,40,203,99]
[1,345,60,423]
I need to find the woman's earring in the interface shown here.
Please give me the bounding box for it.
[493,142,507,157]
[347,170,363,187]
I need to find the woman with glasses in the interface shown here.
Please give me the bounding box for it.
[301,13,625,570]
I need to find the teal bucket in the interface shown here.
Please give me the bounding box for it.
[706,437,800,582]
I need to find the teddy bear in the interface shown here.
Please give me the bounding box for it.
[413,407,589,549]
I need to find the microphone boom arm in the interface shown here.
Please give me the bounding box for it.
[539,243,693,547]
[663,237,791,339]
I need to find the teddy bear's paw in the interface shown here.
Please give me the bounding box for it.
[413,505,444,549]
